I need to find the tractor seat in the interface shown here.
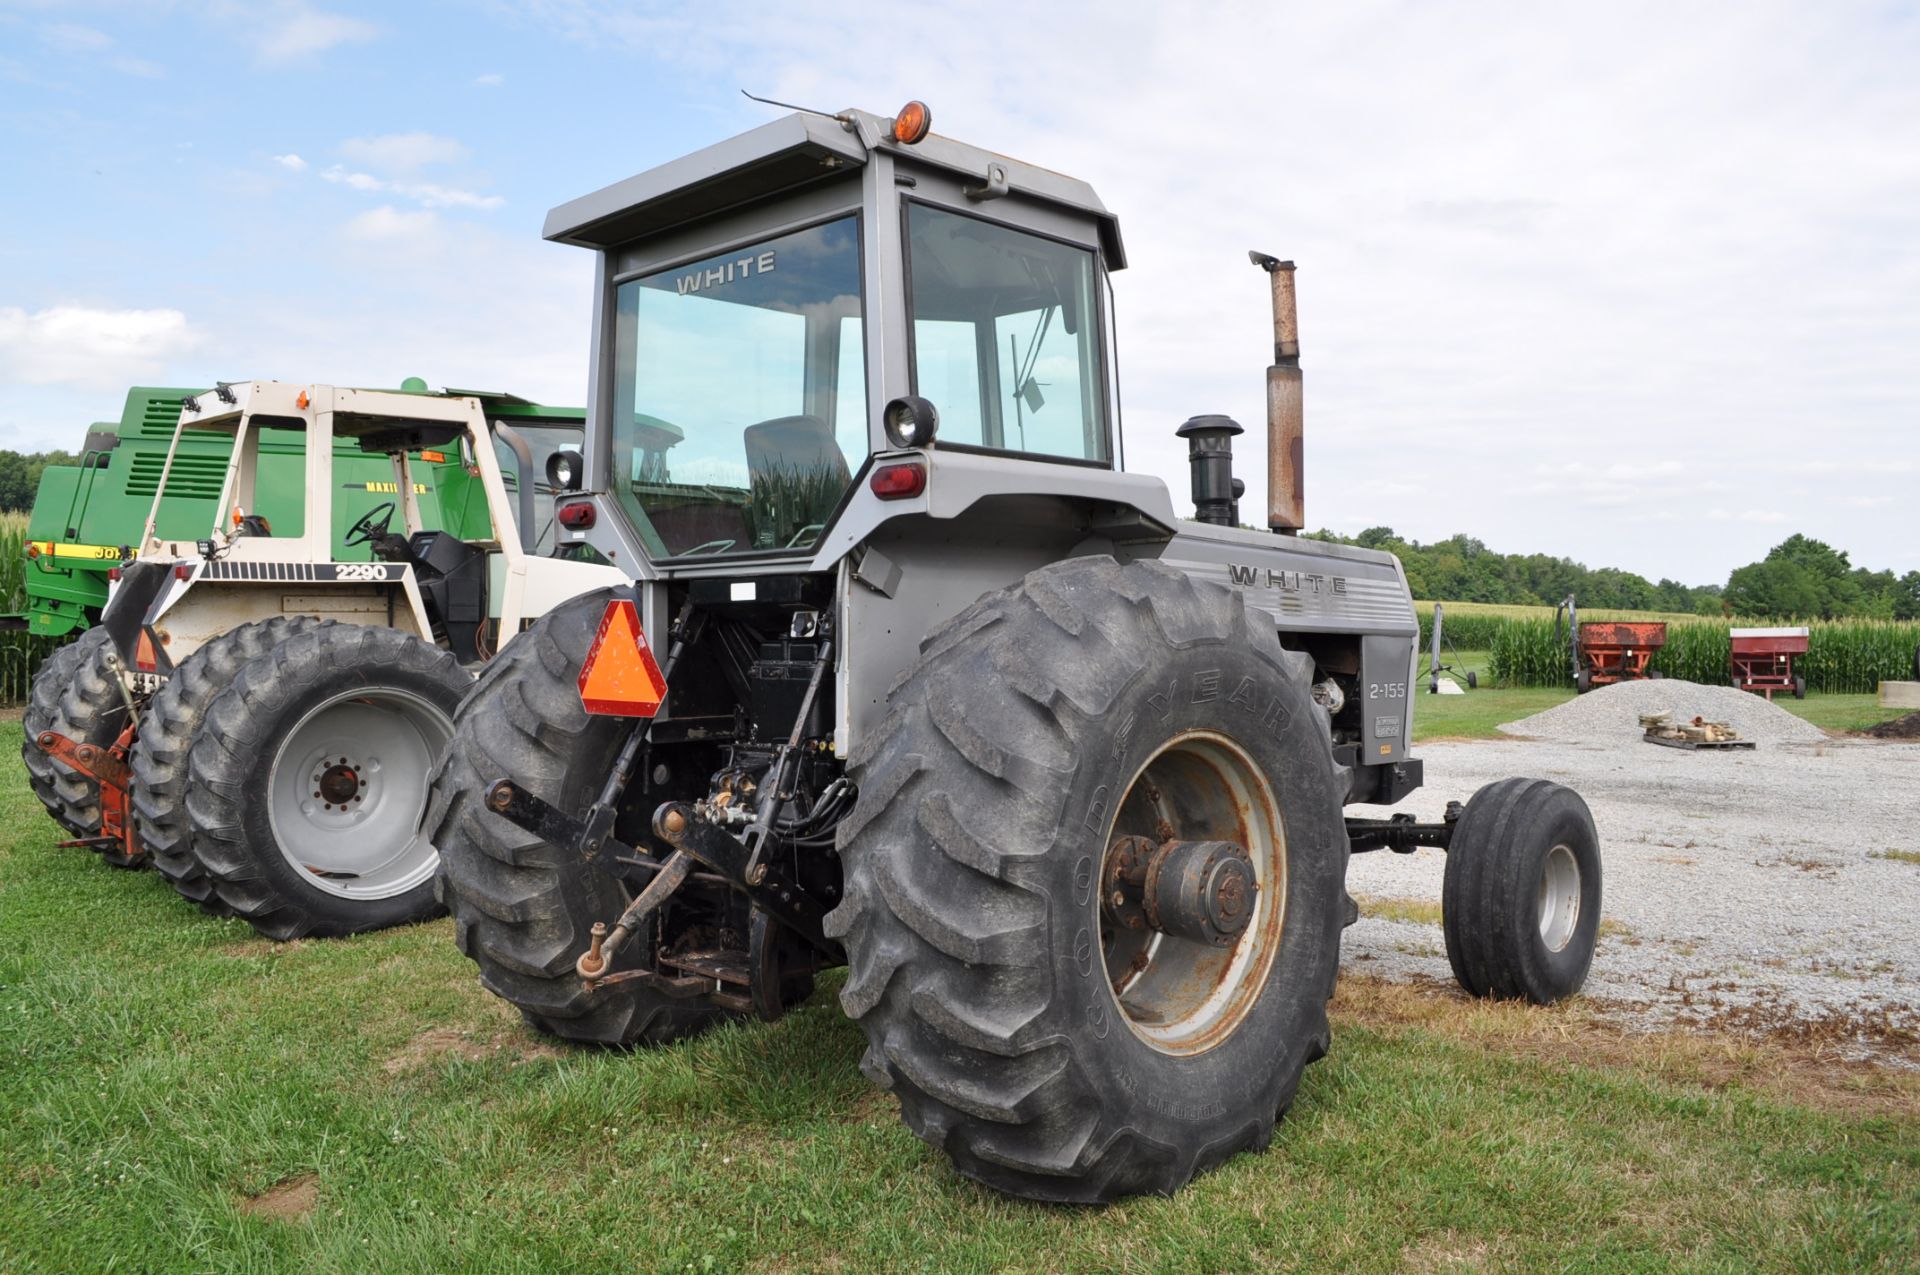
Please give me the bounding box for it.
[742,415,851,489]
[742,415,852,551]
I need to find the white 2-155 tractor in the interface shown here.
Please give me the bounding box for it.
[425,105,1606,1203]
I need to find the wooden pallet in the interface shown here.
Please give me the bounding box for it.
[1642,733,1756,751]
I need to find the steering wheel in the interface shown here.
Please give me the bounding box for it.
[344,501,397,547]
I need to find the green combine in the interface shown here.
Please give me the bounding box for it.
[8,378,584,636]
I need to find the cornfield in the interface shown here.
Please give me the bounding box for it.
[1486,610,1920,694]
[1,512,67,705]
[1416,601,1698,652]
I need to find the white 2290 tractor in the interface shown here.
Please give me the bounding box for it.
[29,380,622,939]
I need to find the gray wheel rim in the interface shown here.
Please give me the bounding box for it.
[1100,730,1286,1057]
[1538,843,1581,953]
[265,686,451,900]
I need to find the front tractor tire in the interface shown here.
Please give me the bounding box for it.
[1441,778,1601,1004]
[129,615,319,913]
[427,588,736,1047]
[827,558,1350,1203]
[185,623,472,940]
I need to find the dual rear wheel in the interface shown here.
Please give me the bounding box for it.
[29,619,466,939]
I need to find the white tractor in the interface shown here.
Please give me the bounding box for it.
[29,380,623,939]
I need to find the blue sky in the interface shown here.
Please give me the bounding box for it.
[2,0,1916,582]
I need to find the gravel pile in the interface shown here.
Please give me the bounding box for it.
[1498,677,1827,745]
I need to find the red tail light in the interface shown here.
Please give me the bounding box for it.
[174,564,193,580]
[108,567,122,582]
[870,461,927,500]
[558,501,596,529]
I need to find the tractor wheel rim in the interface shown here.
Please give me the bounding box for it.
[1538,843,1581,952]
[266,687,451,900]
[1099,730,1286,1057]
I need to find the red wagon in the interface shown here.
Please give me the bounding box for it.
[1574,621,1668,693]
[1730,626,1808,700]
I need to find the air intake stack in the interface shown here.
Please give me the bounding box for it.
[1250,252,1303,534]
[1177,414,1246,527]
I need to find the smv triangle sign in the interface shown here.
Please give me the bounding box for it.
[577,598,668,717]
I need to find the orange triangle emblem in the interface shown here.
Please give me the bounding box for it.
[578,599,668,717]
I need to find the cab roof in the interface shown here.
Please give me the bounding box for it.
[542,107,1126,268]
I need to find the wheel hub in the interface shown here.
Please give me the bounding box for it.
[1097,731,1286,1057]
[1103,833,1257,948]
[314,759,364,809]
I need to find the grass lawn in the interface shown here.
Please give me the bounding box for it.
[1412,654,1912,742]
[3,718,1917,1272]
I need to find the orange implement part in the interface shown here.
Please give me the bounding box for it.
[578,598,667,717]
[37,723,145,864]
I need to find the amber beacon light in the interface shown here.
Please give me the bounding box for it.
[891,101,932,144]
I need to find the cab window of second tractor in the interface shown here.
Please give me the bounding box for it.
[610,215,866,559]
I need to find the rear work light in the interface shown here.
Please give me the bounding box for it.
[870,461,927,500]
[558,501,596,529]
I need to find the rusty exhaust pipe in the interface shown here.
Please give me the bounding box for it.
[1250,252,1302,534]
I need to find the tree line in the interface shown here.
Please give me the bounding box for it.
[6,444,1913,620]
[1307,528,1919,620]
[0,449,81,515]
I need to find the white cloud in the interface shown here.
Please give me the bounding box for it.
[272,153,308,171]
[320,165,503,210]
[107,55,165,78]
[0,305,200,389]
[473,72,504,88]
[339,131,467,175]
[39,23,112,54]
[35,21,163,76]
[1706,509,1792,524]
[248,3,378,64]
[343,206,440,242]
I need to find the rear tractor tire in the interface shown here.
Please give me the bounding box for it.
[1441,778,1601,1005]
[428,587,741,1047]
[827,557,1351,1203]
[23,636,92,836]
[129,616,320,914]
[42,626,147,866]
[185,623,471,940]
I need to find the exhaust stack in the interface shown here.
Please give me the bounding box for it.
[1250,252,1303,534]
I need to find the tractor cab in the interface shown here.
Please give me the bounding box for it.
[110,380,618,672]
[545,103,1171,583]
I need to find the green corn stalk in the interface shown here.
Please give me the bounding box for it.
[1480,605,1920,693]
[0,512,69,705]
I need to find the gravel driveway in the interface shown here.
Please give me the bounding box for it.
[1344,731,1920,1056]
